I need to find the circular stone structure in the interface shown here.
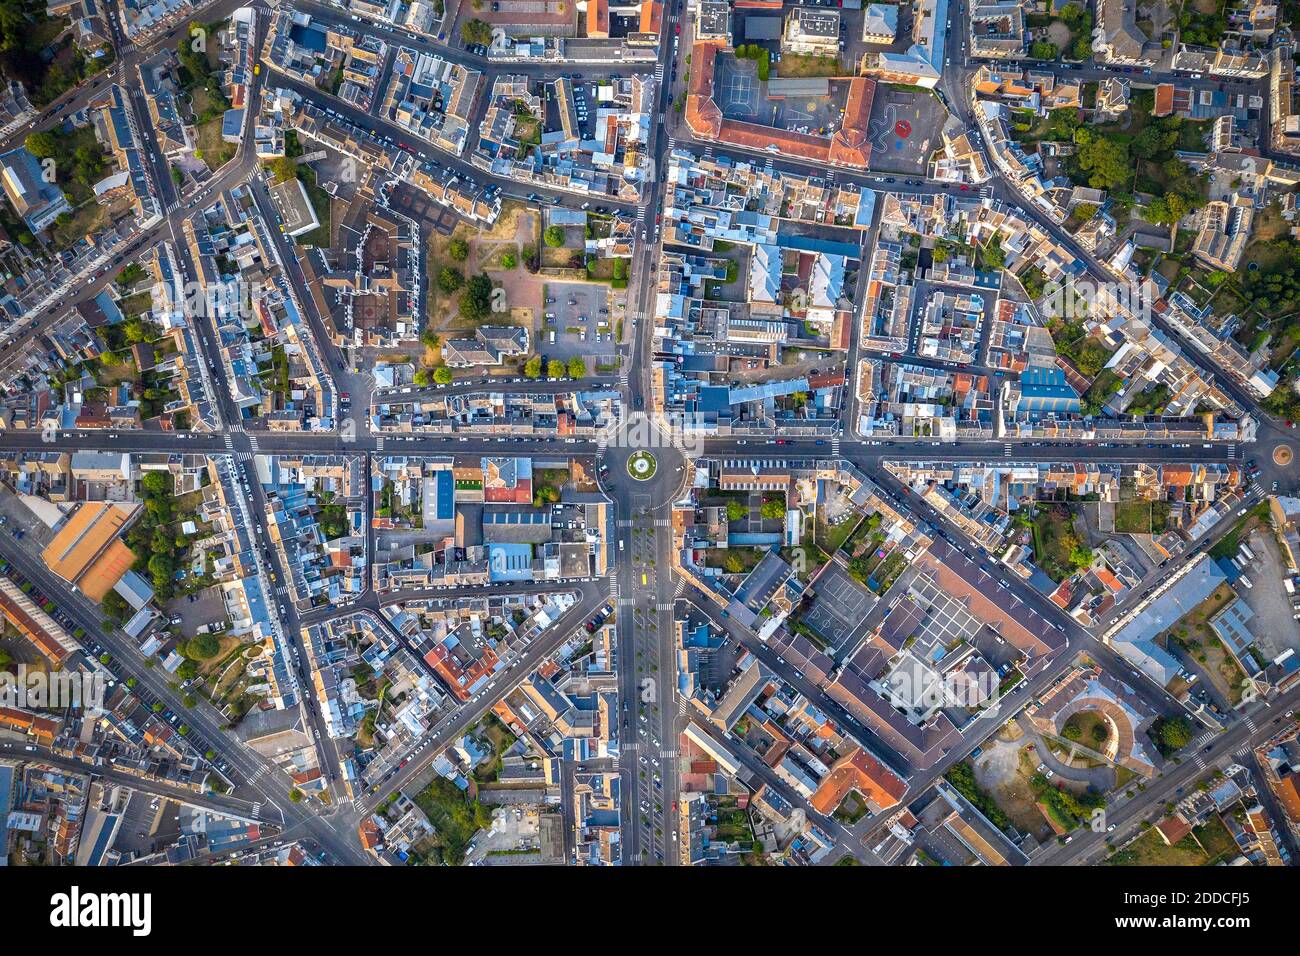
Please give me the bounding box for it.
[1275,444,1294,468]
[627,450,657,481]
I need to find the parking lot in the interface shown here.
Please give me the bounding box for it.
[169,586,231,640]
[542,280,617,365]
[802,561,877,653]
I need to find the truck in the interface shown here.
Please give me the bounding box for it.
[1286,578,1296,596]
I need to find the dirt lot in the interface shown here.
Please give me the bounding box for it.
[426,202,538,338]
[971,733,1054,842]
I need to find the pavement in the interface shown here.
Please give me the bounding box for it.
[3,0,1300,870]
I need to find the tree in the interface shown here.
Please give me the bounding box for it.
[1070,545,1094,570]
[524,355,542,378]
[546,359,564,378]
[265,156,296,183]
[433,366,453,385]
[1160,716,1193,751]
[461,18,492,44]
[500,250,517,269]
[25,131,58,159]
[438,266,465,294]
[543,225,565,248]
[760,499,786,520]
[448,237,470,262]
[413,368,432,386]
[1030,40,1059,60]
[1074,133,1129,191]
[726,500,748,522]
[566,356,586,378]
[1144,193,1194,227]
[141,471,170,496]
[101,590,130,622]
[289,788,304,803]
[458,274,494,323]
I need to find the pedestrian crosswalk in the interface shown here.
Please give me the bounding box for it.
[674,576,687,597]
[375,436,385,450]
[251,802,262,819]
[660,749,678,759]
[978,186,993,198]
[831,435,841,456]
[223,432,236,452]
[1245,714,1257,732]
[654,63,664,82]
[1227,444,1238,459]
[248,435,260,454]
[1003,442,1013,457]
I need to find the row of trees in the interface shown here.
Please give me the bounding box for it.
[523,355,585,379]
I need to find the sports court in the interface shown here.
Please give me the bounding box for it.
[715,55,762,123]
[802,561,876,653]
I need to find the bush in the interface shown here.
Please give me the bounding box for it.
[188,633,220,659]
[448,237,470,262]
[438,267,465,293]
[543,225,565,247]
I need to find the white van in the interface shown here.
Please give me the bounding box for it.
[1239,575,1253,590]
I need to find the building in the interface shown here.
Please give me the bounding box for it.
[268,177,321,238]
[783,8,840,56]
[40,501,139,603]
[861,4,899,45]
[0,146,72,233]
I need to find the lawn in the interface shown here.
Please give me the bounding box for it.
[833,791,869,824]
[774,53,843,78]
[815,516,861,554]
[195,115,235,171]
[1114,499,1171,535]
[1107,815,1236,866]
[703,547,765,574]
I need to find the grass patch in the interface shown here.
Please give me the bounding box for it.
[410,775,492,865]
[1114,499,1171,535]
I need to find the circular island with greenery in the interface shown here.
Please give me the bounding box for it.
[627,450,657,481]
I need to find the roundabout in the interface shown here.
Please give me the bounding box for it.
[627,450,657,481]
